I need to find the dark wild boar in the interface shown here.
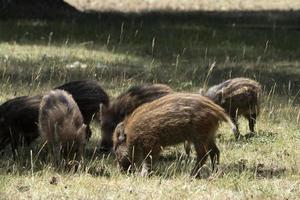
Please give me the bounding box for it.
[39,89,86,165]
[0,95,42,158]
[100,84,173,152]
[56,80,109,139]
[0,80,107,159]
[113,93,235,177]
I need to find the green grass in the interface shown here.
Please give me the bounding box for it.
[0,13,299,199]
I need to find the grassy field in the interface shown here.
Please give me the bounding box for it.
[0,12,299,199]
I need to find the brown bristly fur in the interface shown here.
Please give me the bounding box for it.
[100,84,173,152]
[39,89,86,166]
[203,77,261,139]
[113,93,234,177]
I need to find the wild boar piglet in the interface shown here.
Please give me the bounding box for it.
[39,89,86,166]
[100,84,173,152]
[113,93,235,177]
[201,77,261,139]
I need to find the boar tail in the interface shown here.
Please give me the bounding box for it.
[207,101,236,133]
[218,111,237,134]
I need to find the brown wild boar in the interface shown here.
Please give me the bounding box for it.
[100,84,173,152]
[113,93,235,177]
[39,90,86,165]
[185,78,261,155]
[201,77,261,139]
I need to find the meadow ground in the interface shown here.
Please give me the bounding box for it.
[0,11,299,199]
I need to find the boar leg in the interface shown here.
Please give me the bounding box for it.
[230,114,240,140]
[191,142,208,178]
[140,145,160,177]
[184,141,192,157]
[50,142,61,167]
[76,143,84,162]
[207,140,220,171]
[248,113,257,133]
[130,144,150,176]
[9,129,19,160]
[141,159,151,177]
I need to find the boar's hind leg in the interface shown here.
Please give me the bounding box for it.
[230,114,240,140]
[248,113,257,133]
[191,142,208,178]
[207,140,220,171]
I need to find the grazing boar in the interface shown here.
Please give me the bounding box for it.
[100,84,173,152]
[0,80,107,159]
[0,95,42,158]
[56,80,109,139]
[39,89,86,165]
[201,77,261,139]
[113,93,235,177]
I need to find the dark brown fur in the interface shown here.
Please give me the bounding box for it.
[0,95,42,158]
[39,90,86,165]
[0,80,107,158]
[56,80,109,139]
[113,93,235,177]
[100,84,173,152]
[202,77,261,139]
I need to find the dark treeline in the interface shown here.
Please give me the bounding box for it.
[0,0,80,18]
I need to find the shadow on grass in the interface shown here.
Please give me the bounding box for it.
[0,53,300,97]
[219,160,287,179]
[0,139,115,178]
[0,131,288,179]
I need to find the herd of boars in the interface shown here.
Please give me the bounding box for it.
[0,78,261,177]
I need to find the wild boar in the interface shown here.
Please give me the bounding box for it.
[0,80,107,159]
[0,95,42,158]
[56,80,109,139]
[100,84,173,152]
[39,89,86,165]
[201,77,261,139]
[113,93,235,177]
